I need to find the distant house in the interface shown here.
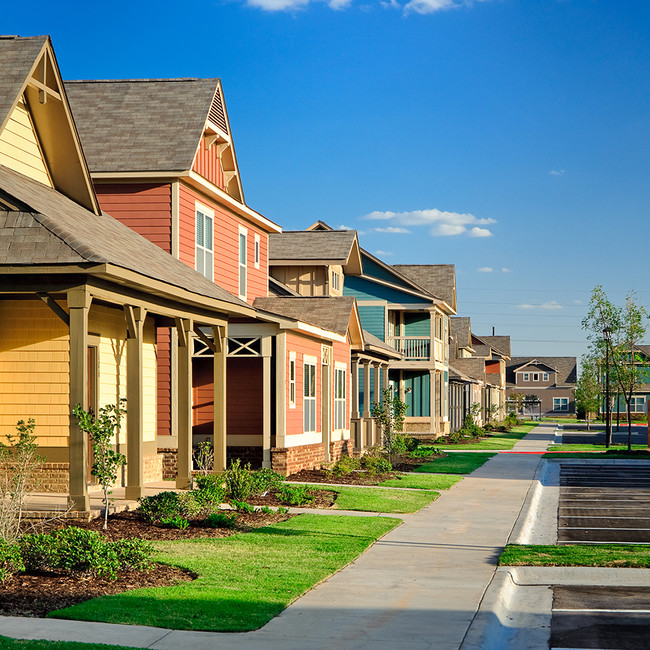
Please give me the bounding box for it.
[506,357,577,416]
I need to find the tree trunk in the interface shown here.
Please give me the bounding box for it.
[103,486,109,530]
[626,397,633,452]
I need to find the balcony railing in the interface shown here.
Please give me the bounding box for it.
[387,336,431,360]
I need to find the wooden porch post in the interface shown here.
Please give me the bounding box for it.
[125,306,146,500]
[261,336,272,468]
[175,318,193,489]
[351,359,360,419]
[275,333,287,451]
[68,286,91,511]
[430,369,437,436]
[212,325,227,472]
[373,362,381,446]
[362,361,371,447]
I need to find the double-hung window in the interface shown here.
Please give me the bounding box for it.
[553,397,569,412]
[334,367,346,430]
[254,234,260,269]
[523,373,530,381]
[631,396,645,412]
[195,205,214,280]
[332,270,340,293]
[289,354,296,408]
[542,372,549,382]
[238,226,247,299]
[303,360,317,433]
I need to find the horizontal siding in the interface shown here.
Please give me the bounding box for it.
[404,312,430,336]
[357,304,386,340]
[285,333,322,438]
[178,183,268,302]
[344,276,431,305]
[0,100,52,187]
[0,299,69,447]
[156,327,171,437]
[404,370,430,418]
[332,340,351,434]
[227,358,263,436]
[95,184,172,253]
[192,137,225,190]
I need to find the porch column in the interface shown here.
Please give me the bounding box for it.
[125,306,146,500]
[176,318,193,489]
[373,362,381,446]
[213,325,227,472]
[429,369,437,436]
[68,287,91,511]
[275,333,287,449]
[262,336,272,468]
[350,358,361,451]
[363,361,371,447]
[382,363,389,392]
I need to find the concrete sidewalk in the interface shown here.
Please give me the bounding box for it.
[0,424,556,649]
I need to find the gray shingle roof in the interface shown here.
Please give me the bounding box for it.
[478,335,511,358]
[253,296,356,336]
[65,79,218,173]
[0,164,249,309]
[451,317,472,351]
[269,231,357,262]
[451,358,487,383]
[362,329,402,358]
[0,35,47,130]
[392,264,456,309]
[507,357,577,387]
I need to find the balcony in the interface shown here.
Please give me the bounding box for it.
[387,336,431,361]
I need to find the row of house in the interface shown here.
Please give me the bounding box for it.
[0,35,578,512]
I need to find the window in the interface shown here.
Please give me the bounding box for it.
[332,270,340,292]
[631,396,646,413]
[289,354,296,408]
[334,367,346,429]
[238,226,247,299]
[523,372,530,381]
[254,234,260,269]
[553,398,569,412]
[532,373,539,381]
[543,372,549,382]
[195,205,214,280]
[303,361,317,432]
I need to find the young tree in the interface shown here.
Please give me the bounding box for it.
[371,388,408,463]
[574,354,601,431]
[73,401,127,529]
[508,392,525,415]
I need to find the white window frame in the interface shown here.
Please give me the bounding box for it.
[523,372,530,381]
[289,352,296,408]
[532,373,539,381]
[542,372,549,382]
[303,357,317,433]
[238,225,247,300]
[631,396,646,412]
[334,364,346,430]
[254,233,260,269]
[332,270,340,293]
[553,397,569,412]
[195,203,214,281]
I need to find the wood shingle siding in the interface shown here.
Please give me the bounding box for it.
[95,184,172,253]
[0,100,53,188]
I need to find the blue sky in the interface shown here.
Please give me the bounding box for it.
[7,0,650,359]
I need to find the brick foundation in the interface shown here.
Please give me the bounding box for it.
[33,463,69,492]
[271,442,326,476]
[158,448,178,480]
[330,439,352,463]
[143,453,163,483]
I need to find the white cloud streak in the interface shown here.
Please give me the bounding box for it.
[243,0,492,14]
[374,226,411,234]
[363,208,496,237]
[501,267,511,273]
[549,169,565,176]
[478,267,493,273]
[374,250,394,256]
[517,301,563,311]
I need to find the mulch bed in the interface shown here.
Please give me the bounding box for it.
[286,469,396,486]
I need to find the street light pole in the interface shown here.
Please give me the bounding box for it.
[604,326,612,448]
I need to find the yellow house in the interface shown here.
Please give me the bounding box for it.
[0,35,255,511]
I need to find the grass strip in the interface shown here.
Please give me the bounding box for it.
[379,473,462,490]
[0,639,132,650]
[48,514,399,632]
[413,452,496,475]
[500,544,650,568]
[327,485,439,512]
[548,443,648,451]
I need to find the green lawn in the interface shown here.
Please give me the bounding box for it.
[500,544,650,568]
[424,423,537,451]
[0,639,131,650]
[327,485,439,512]
[412,452,496,475]
[49,514,399,632]
[379,473,462,490]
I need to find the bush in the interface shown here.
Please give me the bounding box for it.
[52,527,120,578]
[403,436,420,452]
[329,456,361,477]
[251,468,285,496]
[224,459,254,502]
[230,500,255,513]
[275,485,314,507]
[137,491,183,523]
[361,455,392,475]
[0,539,24,582]
[205,511,238,528]
[190,481,225,512]
[111,538,154,571]
[19,532,59,571]
[160,515,189,530]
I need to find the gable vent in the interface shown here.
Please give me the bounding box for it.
[209,88,228,134]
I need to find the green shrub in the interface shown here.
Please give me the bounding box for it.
[230,500,255,513]
[19,532,59,571]
[53,527,120,578]
[251,468,285,496]
[361,455,392,474]
[0,539,24,582]
[160,515,189,530]
[137,491,183,523]
[205,511,238,528]
[330,456,361,477]
[257,506,275,514]
[275,485,314,507]
[111,538,154,571]
[403,436,420,452]
[277,505,289,514]
[410,446,441,458]
[224,459,254,502]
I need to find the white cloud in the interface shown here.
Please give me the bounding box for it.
[374,250,394,256]
[478,267,493,273]
[363,208,496,238]
[573,299,583,305]
[403,0,491,14]
[338,224,354,230]
[518,301,563,310]
[242,0,490,12]
[246,0,309,10]
[501,267,511,273]
[549,169,565,176]
[374,226,411,234]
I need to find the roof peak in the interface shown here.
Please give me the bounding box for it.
[66,78,219,84]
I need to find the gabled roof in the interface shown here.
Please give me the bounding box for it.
[362,329,402,359]
[477,335,511,359]
[0,35,99,213]
[268,230,363,274]
[506,356,577,387]
[392,265,457,312]
[450,317,473,352]
[253,296,363,344]
[0,163,250,311]
[451,358,487,383]
[512,359,556,374]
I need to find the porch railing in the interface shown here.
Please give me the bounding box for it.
[387,336,431,360]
